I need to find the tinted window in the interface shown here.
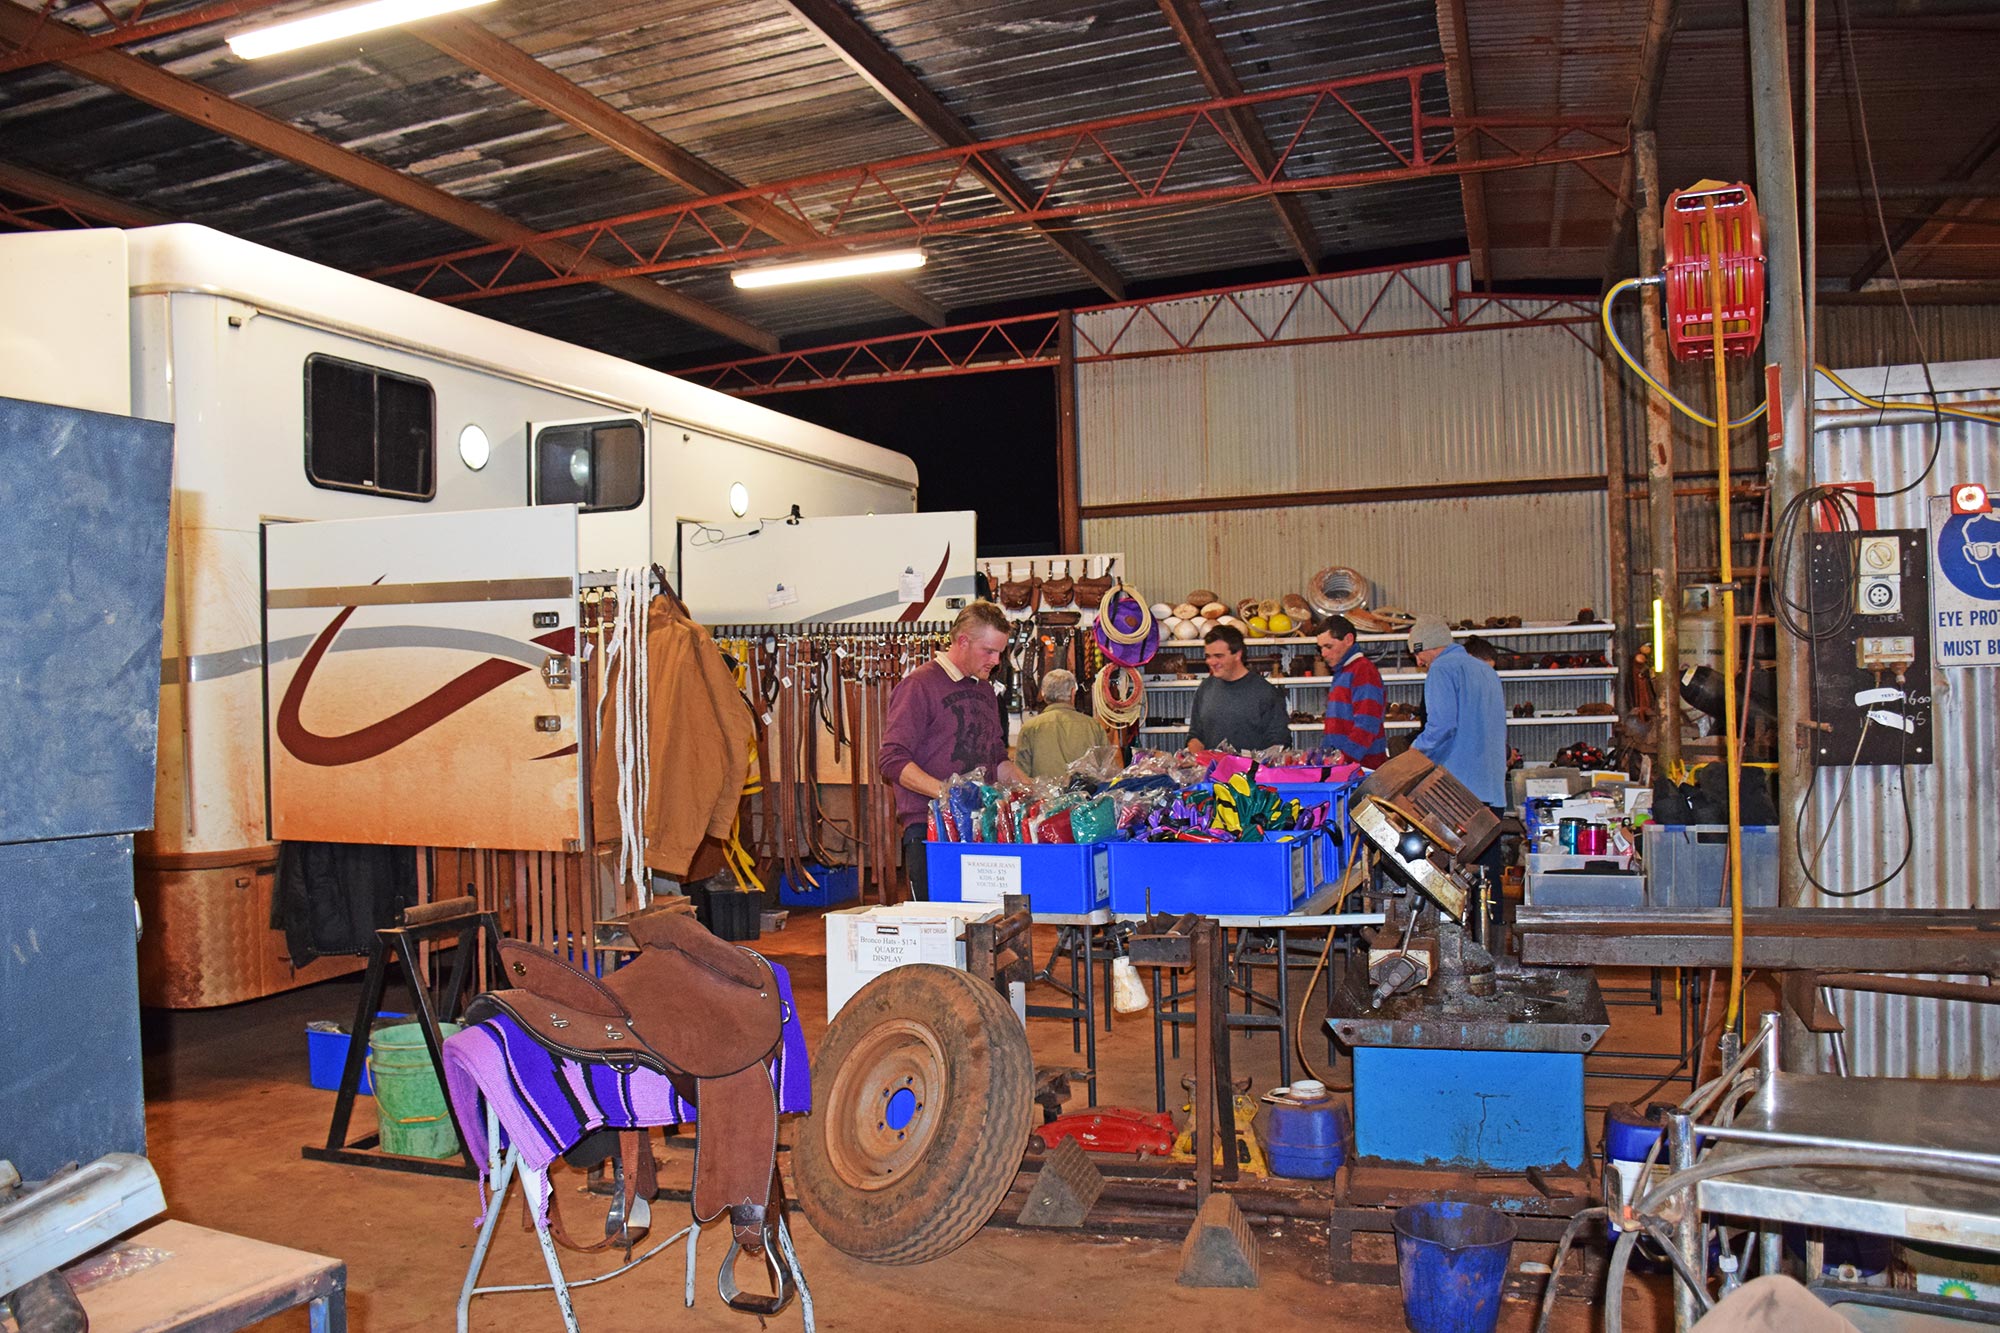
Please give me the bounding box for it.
[304,355,435,500]
[534,420,644,513]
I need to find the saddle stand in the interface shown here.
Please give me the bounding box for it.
[302,895,503,1180]
[465,908,800,1318]
[454,1105,815,1333]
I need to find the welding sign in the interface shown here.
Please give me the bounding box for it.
[1931,495,2000,668]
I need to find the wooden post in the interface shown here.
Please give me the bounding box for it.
[1601,349,1633,715]
[1635,129,1682,774]
[1056,311,1081,553]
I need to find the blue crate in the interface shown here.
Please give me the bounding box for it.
[1189,778,1354,895]
[1107,836,1314,916]
[925,841,1111,914]
[777,862,860,908]
[306,1012,410,1094]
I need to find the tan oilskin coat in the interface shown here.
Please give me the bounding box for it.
[592,595,754,880]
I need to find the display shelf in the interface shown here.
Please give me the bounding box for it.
[1146,624,1615,651]
[1134,621,1619,763]
[1145,667,1615,688]
[1141,714,1619,736]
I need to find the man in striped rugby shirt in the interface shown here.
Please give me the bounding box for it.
[1316,615,1387,769]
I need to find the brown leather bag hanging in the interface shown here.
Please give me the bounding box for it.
[995,562,1039,612]
[1039,563,1075,609]
[1074,557,1117,609]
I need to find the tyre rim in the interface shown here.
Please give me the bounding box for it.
[822,1018,946,1192]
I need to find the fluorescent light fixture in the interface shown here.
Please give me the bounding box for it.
[227,0,496,59]
[1652,597,1665,673]
[731,249,926,290]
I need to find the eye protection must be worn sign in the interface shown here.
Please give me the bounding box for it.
[1931,492,2000,667]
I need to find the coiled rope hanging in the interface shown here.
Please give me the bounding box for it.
[1093,662,1145,730]
[1095,583,1153,644]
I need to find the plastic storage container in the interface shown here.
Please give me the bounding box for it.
[776,862,859,908]
[1643,824,1779,908]
[1526,867,1646,908]
[1265,1096,1347,1179]
[926,841,1111,914]
[306,1011,411,1093]
[1108,836,1313,916]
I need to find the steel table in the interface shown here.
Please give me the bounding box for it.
[1123,883,1384,1110]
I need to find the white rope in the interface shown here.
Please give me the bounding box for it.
[594,568,650,902]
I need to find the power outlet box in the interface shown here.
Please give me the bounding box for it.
[1856,635,1916,672]
[1855,535,1904,615]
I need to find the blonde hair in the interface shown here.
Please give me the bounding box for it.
[951,601,1011,642]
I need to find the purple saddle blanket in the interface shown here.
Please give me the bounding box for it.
[441,959,810,1219]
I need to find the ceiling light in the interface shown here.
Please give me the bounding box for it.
[227,0,496,59]
[731,249,926,290]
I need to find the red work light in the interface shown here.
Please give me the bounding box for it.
[1663,181,1766,362]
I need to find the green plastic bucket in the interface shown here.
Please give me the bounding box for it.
[367,1022,463,1159]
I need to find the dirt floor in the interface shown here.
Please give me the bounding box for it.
[133,911,1678,1331]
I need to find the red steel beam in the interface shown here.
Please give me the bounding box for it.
[0,0,293,74]
[0,158,175,228]
[367,66,1626,305]
[680,258,1599,395]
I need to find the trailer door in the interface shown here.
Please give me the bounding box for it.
[263,505,583,851]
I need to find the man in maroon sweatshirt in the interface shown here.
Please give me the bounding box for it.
[877,601,1024,899]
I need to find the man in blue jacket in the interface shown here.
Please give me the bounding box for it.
[1408,614,1506,804]
[1408,613,1508,937]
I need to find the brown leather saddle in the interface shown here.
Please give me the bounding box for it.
[467,910,792,1315]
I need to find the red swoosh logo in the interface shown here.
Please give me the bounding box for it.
[277,603,572,767]
[897,546,951,622]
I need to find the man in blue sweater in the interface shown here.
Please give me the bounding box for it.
[1409,613,1509,937]
[1408,614,1506,804]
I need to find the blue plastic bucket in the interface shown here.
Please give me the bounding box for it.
[1266,1099,1347,1179]
[1393,1202,1517,1333]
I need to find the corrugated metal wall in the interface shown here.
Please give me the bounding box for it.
[1810,357,2000,1079]
[1818,304,2000,371]
[1076,261,1609,619]
[1085,491,1609,621]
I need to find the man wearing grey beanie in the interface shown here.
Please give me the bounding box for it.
[1408,614,1506,806]
[1409,612,1509,936]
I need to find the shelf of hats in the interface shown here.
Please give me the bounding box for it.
[979,557,1617,770]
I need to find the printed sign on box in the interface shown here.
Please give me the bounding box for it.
[1931,493,2000,668]
[957,854,1022,902]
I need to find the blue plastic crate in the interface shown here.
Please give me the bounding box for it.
[777,862,860,908]
[1190,779,1354,893]
[1108,836,1314,916]
[306,1011,410,1094]
[925,841,1111,914]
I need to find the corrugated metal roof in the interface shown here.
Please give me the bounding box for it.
[3,0,1998,365]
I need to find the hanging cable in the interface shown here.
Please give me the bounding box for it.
[1601,278,1770,430]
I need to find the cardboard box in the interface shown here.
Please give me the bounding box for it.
[824,902,999,1020]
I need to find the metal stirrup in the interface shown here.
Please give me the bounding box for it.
[718,1225,794,1317]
